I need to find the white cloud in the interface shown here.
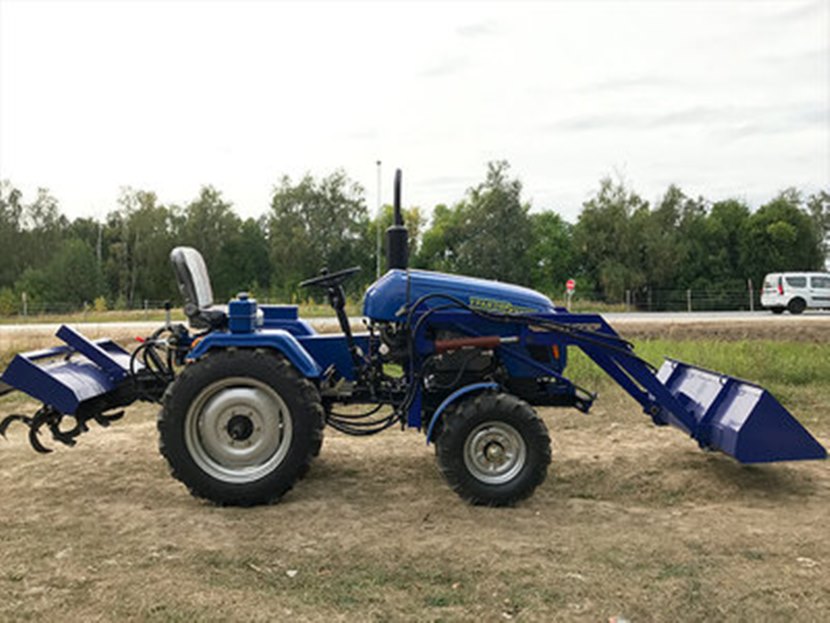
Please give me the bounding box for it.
[0,0,827,222]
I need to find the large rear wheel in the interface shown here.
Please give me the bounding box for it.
[158,349,324,506]
[435,392,551,506]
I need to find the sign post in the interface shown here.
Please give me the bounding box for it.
[565,279,575,311]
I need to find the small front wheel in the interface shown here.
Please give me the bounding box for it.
[435,392,551,506]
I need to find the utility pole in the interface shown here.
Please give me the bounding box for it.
[96,221,103,266]
[375,160,382,279]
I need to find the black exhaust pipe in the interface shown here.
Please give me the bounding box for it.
[386,169,409,270]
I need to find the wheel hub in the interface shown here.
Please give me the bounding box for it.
[227,414,254,441]
[463,421,527,485]
[484,441,506,464]
[184,378,293,484]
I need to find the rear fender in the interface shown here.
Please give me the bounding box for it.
[187,330,322,379]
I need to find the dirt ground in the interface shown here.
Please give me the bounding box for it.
[0,387,827,622]
[0,320,828,621]
[614,319,830,343]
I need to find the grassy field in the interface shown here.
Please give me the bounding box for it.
[0,327,828,621]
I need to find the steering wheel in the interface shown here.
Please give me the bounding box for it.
[299,266,362,289]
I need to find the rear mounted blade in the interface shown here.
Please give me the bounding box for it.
[656,359,826,463]
[0,325,135,415]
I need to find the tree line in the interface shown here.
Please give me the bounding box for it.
[0,161,827,314]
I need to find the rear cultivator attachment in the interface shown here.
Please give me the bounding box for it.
[0,324,172,453]
[0,405,124,453]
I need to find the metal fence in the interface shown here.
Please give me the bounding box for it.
[0,285,767,319]
[546,283,762,313]
[0,299,174,319]
[623,286,760,312]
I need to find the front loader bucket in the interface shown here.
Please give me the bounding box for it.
[656,359,826,463]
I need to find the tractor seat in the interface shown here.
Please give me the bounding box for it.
[170,247,228,330]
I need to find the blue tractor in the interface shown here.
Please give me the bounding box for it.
[1,171,825,506]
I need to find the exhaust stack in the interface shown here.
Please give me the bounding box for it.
[386,169,409,270]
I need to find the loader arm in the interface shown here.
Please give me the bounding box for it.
[409,308,826,464]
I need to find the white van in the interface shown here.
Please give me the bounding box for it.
[761,272,830,314]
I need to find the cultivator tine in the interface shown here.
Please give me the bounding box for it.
[1,410,55,452]
[27,406,63,453]
[0,405,125,453]
[93,410,125,428]
[29,425,54,454]
[47,417,80,448]
[0,414,34,438]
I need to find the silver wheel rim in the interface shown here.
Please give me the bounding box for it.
[184,377,293,484]
[463,420,527,485]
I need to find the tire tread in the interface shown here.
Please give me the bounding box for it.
[157,349,324,506]
[435,392,551,506]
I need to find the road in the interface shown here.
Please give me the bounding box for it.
[1,310,828,338]
[603,310,830,323]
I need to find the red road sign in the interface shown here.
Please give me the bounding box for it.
[566,279,576,292]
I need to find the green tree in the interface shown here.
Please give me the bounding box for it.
[526,211,575,296]
[414,203,465,272]
[705,198,750,285]
[739,189,824,287]
[106,189,178,306]
[415,161,533,285]
[23,188,67,266]
[454,161,533,284]
[268,170,370,297]
[48,240,103,305]
[180,186,241,271]
[807,190,829,266]
[0,181,24,289]
[213,218,272,300]
[672,193,709,288]
[572,177,649,300]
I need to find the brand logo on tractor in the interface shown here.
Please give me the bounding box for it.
[469,296,536,314]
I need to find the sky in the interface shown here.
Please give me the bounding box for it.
[0,0,827,223]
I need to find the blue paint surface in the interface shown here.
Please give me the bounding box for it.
[188,330,322,378]
[363,269,556,322]
[425,382,498,443]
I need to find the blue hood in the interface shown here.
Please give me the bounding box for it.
[363,269,556,322]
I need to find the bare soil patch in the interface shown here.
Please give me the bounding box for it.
[1,387,827,622]
[615,319,830,343]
